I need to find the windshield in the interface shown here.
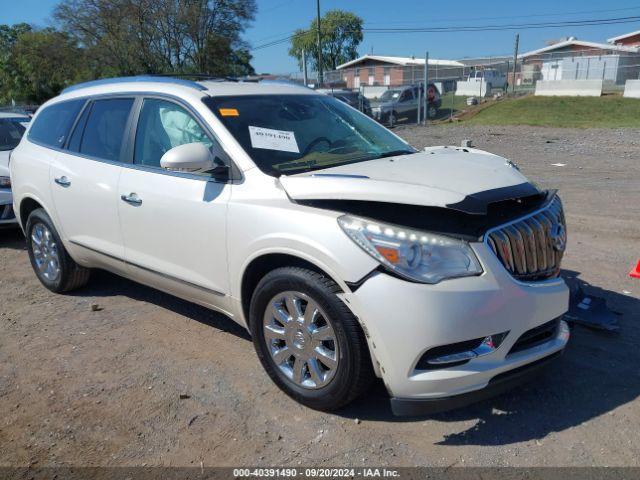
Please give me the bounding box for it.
[0,118,28,151]
[205,94,415,176]
[379,89,401,102]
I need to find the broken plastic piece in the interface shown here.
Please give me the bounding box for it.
[565,283,620,332]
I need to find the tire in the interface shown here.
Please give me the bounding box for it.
[427,105,438,119]
[388,111,397,127]
[25,208,90,293]
[249,267,374,411]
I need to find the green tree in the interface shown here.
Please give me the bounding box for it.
[9,28,87,103]
[54,0,256,77]
[0,23,33,103]
[0,25,86,104]
[288,10,363,73]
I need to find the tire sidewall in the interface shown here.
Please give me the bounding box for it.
[249,270,358,406]
[25,209,66,291]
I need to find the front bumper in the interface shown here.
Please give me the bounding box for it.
[340,242,570,414]
[390,349,563,416]
[371,109,384,121]
[0,189,17,227]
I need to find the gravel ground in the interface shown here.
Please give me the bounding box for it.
[1,124,639,468]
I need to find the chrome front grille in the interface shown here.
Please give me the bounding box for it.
[486,196,566,282]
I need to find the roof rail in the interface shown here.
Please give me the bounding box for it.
[61,75,208,94]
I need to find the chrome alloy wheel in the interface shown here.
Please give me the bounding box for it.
[31,223,61,282]
[263,291,339,389]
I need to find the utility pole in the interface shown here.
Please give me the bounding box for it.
[512,33,519,95]
[302,49,308,86]
[423,51,429,125]
[316,0,323,86]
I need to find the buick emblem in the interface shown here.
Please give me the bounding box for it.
[550,223,567,252]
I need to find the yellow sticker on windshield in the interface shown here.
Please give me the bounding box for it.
[219,108,239,117]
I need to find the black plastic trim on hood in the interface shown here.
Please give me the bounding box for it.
[445,182,541,215]
[297,189,554,241]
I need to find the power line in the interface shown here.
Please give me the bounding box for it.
[364,5,640,26]
[363,16,640,33]
[251,15,640,51]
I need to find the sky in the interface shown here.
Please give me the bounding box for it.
[4,0,640,74]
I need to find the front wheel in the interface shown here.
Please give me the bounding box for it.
[25,208,90,293]
[249,267,374,411]
[387,111,397,127]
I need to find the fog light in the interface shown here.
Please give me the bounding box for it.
[427,332,509,366]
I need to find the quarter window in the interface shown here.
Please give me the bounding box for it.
[28,99,85,148]
[79,98,134,162]
[134,98,212,168]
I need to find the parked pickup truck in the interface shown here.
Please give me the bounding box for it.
[371,84,441,126]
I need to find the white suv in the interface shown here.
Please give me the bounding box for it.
[10,76,570,415]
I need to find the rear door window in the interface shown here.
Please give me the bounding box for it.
[78,98,134,162]
[28,99,85,148]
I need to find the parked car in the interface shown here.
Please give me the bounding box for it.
[317,88,372,116]
[371,84,441,126]
[467,69,507,92]
[10,76,569,415]
[0,111,30,227]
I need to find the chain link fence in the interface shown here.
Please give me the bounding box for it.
[279,46,640,127]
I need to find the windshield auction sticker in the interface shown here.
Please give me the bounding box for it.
[249,126,299,153]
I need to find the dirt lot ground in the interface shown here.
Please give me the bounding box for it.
[1,124,639,468]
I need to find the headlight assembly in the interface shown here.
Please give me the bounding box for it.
[338,215,483,284]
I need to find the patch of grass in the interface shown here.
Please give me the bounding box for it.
[436,92,470,119]
[466,95,640,128]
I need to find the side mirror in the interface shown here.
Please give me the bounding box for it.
[160,142,231,180]
[160,142,215,173]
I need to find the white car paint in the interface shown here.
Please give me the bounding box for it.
[9,78,569,412]
[280,147,528,208]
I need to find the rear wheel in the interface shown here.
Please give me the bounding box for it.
[249,267,374,411]
[25,208,90,293]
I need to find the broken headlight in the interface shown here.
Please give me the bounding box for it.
[338,215,483,284]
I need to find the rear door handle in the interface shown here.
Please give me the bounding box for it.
[120,193,142,206]
[54,176,71,187]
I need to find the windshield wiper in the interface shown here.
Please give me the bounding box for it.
[374,149,417,159]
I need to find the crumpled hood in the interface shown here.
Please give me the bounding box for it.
[280,146,539,214]
[0,151,10,178]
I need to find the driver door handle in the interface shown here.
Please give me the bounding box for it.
[54,176,71,187]
[121,193,142,206]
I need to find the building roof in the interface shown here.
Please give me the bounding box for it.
[521,39,638,58]
[607,30,640,44]
[336,55,464,70]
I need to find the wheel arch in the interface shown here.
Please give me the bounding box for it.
[19,195,47,232]
[240,252,347,329]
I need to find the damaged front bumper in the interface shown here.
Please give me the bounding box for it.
[340,242,570,416]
